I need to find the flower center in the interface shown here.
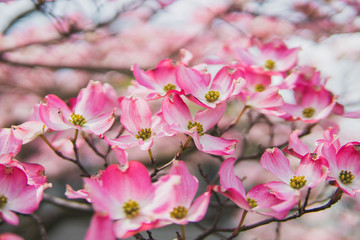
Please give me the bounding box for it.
[339,170,354,184]
[205,90,220,102]
[0,194,7,208]
[254,83,266,92]
[69,113,87,127]
[170,206,188,219]
[264,59,275,70]
[163,83,176,93]
[187,121,204,136]
[123,199,140,218]
[136,128,152,141]
[246,197,258,208]
[302,107,315,118]
[290,176,307,189]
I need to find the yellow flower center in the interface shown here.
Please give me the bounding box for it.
[264,59,275,70]
[339,170,355,184]
[136,128,152,141]
[170,206,188,219]
[123,199,140,218]
[69,113,87,127]
[205,90,220,102]
[302,107,315,118]
[187,121,204,136]
[290,176,307,189]
[246,197,258,208]
[0,194,7,208]
[163,83,176,93]
[254,83,266,92]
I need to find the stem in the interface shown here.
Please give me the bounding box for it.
[39,134,90,177]
[43,193,92,212]
[181,225,186,240]
[30,213,48,240]
[148,148,156,168]
[233,210,248,236]
[222,105,248,133]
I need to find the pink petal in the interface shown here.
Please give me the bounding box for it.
[175,63,209,97]
[285,130,309,158]
[213,185,250,210]
[295,153,328,188]
[170,160,198,207]
[1,210,19,225]
[162,94,192,132]
[39,94,72,131]
[85,213,116,240]
[194,102,227,131]
[12,121,46,144]
[218,158,246,196]
[260,148,293,183]
[83,110,116,135]
[104,135,138,150]
[75,81,106,118]
[336,142,360,175]
[186,191,212,222]
[193,133,237,155]
[120,97,152,135]
[0,128,22,156]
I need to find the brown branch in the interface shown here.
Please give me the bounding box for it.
[43,193,93,212]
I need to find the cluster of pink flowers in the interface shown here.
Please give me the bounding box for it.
[2,35,360,239]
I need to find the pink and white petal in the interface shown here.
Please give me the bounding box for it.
[104,135,138,150]
[85,213,116,240]
[247,88,284,109]
[162,94,192,132]
[0,128,22,156]
[218,158,246,196]
[8,185,43,214]
[194,102,227,131]
[211,66,243,99]
[121,97,152,134]
[82,111,115,135]
[170,160,198,207]
[295,154,328,187]
[185,191,212,222]
[0,233,24,240]
[1,210,19,225]
[12,121,46,144]
[39,95,72,131]
[194,133,237,155]
[269,196,298,218]
[152,59,178,88]
[343,109,360,118]
[132,63,158,90]
[84,178,124,219]
[286,130,309,158]
[75,81,106,118]
[138,138,154,151]
[113,217,156,239]
[65,184,89,200]
[213,185,250,210]
[112,147,128,166]
[175,63,209,97]
[317,139,338,176]
[275,48,299,72]
[102,163,154,205]
[336,142,360,174]
[265,181,299,201]
[260,148,293,183]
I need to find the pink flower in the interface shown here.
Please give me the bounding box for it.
[105,96,175,164]
[176,63,245,108]
[235,39,299,75]
[156,160,211,225]
[131,59,182,100]
[213,158,294,219]
[84,161,179,239]
[39,80,116,135]
[162,94,238,155]
[322,142,360,196]
[0,164,44,225]
[260,148,328,204]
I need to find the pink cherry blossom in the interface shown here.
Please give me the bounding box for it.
[131,59,182,100]
[162,94,238,155]
[176,63,245,108]
[84,161,179,239]
[0,164,44,225]
[322,142,360,196]
[260,148,328,204]
[155,160,211,225]
[213,158,295,219]
[39,80,116,135]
